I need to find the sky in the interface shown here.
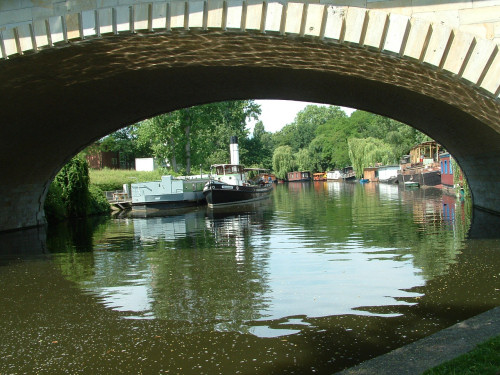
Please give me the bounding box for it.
[248,100,355,134]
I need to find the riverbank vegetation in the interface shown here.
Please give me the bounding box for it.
[89,101,431,177]
[423,334,500,375]
[44,157,110,222]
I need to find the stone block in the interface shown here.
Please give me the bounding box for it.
[479,48,500,95]
[66,1,98,14]
[323,5,345,40]
[152,2,167,30]
[328,0,366,7]
[82,9,96,37]
[442,30,475,75]
[0,7,32,26]
[459,6,500,25]
[423,23,453,67]
[134,3,149,31]
[188,1,204,29]
[31,6,57,21]
[462,38,497,84]
[17,22,33,52]
[0,2,23,12]
[413,10,460,29]
[65,13,80,40]
[458,23,494,41]
[98,7,113,34]
[344,6,367,44]
[264,1,283,33]
[284,2,304,34]
[412,0,472,13]
[33,18,49,48]
[226,0,243,29]
[49,15,64,43]
[1,27,17,56]
[304,4,325,36]
[115,5,130,32]
[404,17,430,60]
[363,9,387,49]
[383,13,410,54]
[98,0,120,8]
[207,0,223,29]
[170,1,185,29]
[245,1,263,31]
[367,0,412,17]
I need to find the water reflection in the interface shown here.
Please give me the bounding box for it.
[3,183,498,374]
[47,184,472,326]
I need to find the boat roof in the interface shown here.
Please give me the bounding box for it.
[210,164,269,172]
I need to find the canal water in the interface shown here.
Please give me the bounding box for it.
[1,182,499,374]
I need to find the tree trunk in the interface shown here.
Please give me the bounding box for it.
[169,136,178,173]
[185,112,192,175]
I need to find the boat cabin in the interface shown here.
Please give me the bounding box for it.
[313,172,327,181]
[327,170,342,180]
[211,164,246,186]
[287,171,311,182]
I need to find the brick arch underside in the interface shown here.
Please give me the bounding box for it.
[0,31,499,231]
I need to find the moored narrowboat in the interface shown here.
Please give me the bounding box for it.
[287,171,311,182]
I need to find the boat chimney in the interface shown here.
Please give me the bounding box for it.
[230,136,239,165]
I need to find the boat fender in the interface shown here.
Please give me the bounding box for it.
[236,186,239,190]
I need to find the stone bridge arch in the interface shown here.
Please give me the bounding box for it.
[0,1,499,232]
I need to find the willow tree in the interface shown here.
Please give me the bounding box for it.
[348,137,395,178]
[272,145,295,180]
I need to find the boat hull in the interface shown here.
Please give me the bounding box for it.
[132,192,206,211]
[397,170,441,186]
[204,182,273,207]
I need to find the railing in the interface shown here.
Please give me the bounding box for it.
[104,190,129,202]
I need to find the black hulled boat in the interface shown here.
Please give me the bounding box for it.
[203,137,273,207]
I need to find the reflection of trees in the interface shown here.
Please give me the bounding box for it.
[273,182,471,280]
[149,203,274,332]
[48,206,275,333]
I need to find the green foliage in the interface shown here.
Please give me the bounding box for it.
[53,156,90,217]
[451,158,471,198]
[89,168,167,191]
[44,183,66,222]
[348,137,395,178]
[273,105,347,151]
[272,145,295,180]
[45,157,111,222]
[423,335,500,375]
[295,148,312,172]
[134,100,260,173]
[87,185,111,216]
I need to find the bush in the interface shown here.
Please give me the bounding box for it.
[44,157,111,223]
[87,185,111,216]
[44,183,66,222]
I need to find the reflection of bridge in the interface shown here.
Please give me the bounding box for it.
[0,0,499,232]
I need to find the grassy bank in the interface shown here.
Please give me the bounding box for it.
[89,168,166,191]
[423,335,500,375]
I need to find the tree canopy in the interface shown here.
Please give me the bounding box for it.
[85,101,431,178]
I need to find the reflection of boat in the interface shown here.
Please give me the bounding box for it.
[131,175,209,211]
[203,137,273,207]
[404,181,420,188]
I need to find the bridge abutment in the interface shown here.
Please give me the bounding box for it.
[0,184,46,231]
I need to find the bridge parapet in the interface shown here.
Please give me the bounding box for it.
[0,1,498,100]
